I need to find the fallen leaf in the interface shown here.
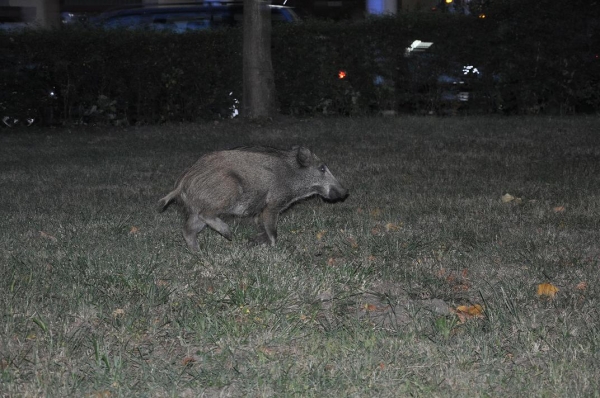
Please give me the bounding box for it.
[501,193,523,204]
[385,222,401,232]
[327,257,338,266]
[129,226,139,234]
[258,346,276,356]
[575,281,588,291]
[347,237,359,248]
[316,230,327,240]
[39,231,57,242]
[378,362,385,370]
[89,391,112,398]
[452,283,471,292]
[537,282,559,298]
[365,304,378,312]
[112,308,125,318]
[370,208,382,218]
[553,206,566,213]
[456,304,484,317]
[501,193,515,203]
[181,356,196,366]
[454,312,467,324]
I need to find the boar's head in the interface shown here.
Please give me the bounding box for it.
[295,146,349,202]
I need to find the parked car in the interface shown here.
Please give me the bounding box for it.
[94,2,300,33]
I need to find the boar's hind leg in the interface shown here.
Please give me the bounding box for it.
[254,208,279,246]
[202,216,233,241]
[184,213,206,252]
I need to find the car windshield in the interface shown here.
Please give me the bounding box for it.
[99,5,298,32]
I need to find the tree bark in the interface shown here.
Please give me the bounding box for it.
[39,0,61,28]
[243,0,276,119]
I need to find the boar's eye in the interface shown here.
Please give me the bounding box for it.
[319,164,327,173]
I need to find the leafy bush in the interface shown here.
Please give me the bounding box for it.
[0,1,597,125]
[1,26,243,125]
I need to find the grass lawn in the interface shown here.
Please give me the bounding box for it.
[1,116,599,397]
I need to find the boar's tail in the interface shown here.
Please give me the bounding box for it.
[158,186,181,212]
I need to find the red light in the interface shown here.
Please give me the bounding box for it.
[338,70,347,79]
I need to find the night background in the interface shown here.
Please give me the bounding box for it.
[1,1,599,397]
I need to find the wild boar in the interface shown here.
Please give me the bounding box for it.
[159,146,348,251]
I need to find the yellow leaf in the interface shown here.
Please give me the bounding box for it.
[537,283,559,298]
[456,304,484,317]
[316,230,327,240]
[385,222,401,232]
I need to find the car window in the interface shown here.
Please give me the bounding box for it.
[103,14,146,28]
[150,12,211,32]
[231,8,295,24]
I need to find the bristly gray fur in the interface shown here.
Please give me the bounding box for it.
[158,145,348,251]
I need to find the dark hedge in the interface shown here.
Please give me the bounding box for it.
[1,0,597,125]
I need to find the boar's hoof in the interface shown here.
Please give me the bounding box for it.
[204,217,233,241]
[184,235,200,252]
[249,233,274,247]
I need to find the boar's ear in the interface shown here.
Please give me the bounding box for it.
[296,146,313,167]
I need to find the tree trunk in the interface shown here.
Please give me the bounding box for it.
[243,0,276,119]
[38,0,61,28]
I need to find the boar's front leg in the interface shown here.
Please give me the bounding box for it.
[253,207,279,246]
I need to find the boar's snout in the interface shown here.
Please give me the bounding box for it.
[323,185,349,202]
